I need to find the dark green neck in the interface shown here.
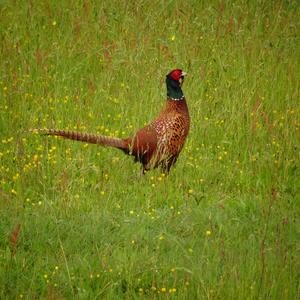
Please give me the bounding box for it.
[166,76,184,100]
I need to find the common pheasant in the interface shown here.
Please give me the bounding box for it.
[38,69,190,174]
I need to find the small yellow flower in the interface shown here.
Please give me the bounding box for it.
[206,230,212,236]
[188,189,193,194]
[170,35,176,41]
[13,173,20,181]
[11,189,17,195]
[52,21,57,26]
[100,191,105,196]
[161,287,167,292]
[159,235,165,240]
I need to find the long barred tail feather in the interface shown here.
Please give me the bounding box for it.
[31,128,128,150]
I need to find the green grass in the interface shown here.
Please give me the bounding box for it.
[1,0,299,299]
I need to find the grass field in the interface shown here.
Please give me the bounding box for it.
[1,1,300,299]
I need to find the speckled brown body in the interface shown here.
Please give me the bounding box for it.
[126,98,190,173]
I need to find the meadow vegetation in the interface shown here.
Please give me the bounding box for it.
[0,1,299,299]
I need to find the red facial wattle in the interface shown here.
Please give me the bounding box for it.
[170,69,183,81]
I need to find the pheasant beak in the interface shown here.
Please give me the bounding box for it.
[179,71,187,86]
[181,71,187,77]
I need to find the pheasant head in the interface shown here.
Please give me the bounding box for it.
[166,69,187,100]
